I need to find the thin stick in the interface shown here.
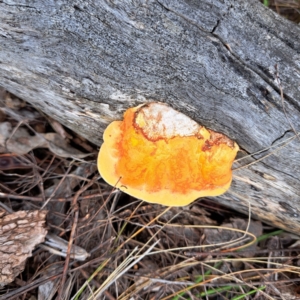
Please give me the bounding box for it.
[57,175,98,299]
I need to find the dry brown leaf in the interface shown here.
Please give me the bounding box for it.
[0,122,90,158]
[44,132,89,158]
[4,92,26,109]
[6,127,48,154]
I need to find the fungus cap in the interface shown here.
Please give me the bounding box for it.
[98,102,239,206]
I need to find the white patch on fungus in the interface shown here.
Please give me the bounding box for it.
[135,102,200,140]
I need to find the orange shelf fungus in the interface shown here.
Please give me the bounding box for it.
[98,102,239,206]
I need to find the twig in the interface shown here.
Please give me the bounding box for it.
[57,175,98,300]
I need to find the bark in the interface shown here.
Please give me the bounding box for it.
[0,210,47,287]
[0,1,300,233]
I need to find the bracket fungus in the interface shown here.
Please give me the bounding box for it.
[98,102,239,206]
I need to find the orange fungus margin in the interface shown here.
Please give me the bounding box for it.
[97,102,239,206]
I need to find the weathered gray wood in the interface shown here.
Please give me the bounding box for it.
[0,0,300,233]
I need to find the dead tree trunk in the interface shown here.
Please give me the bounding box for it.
[0,0,300,233]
